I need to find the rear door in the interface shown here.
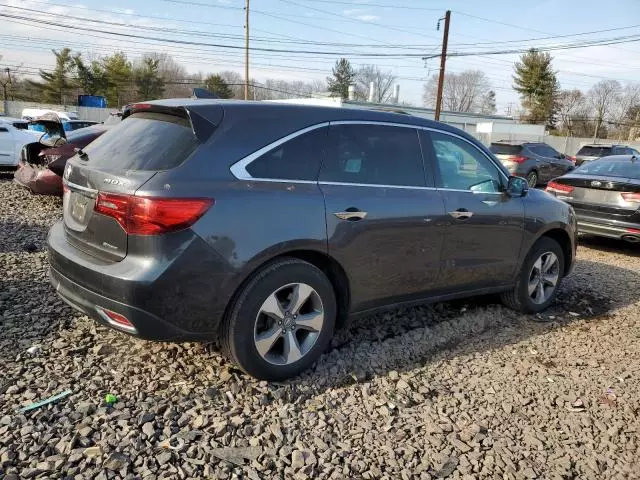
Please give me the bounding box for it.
[63,109,209,262]
[319,122,446,312]
[527,145,554,182]
[425,130,524,291]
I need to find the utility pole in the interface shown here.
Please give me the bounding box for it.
[244,0,250,100]
[434,10,450,121]
[2,67,11,115]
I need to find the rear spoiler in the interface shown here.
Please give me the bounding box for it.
[124,103,222,143]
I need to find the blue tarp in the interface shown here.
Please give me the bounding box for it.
[78,95,107,108]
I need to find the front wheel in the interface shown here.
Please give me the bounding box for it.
[220,258,336,381]
[501,237,564,314]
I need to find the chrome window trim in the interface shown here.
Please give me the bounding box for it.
[229,122,329,180]
[228,119,509,188]
[319,180,437,191]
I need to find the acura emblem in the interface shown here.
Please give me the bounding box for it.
[591,181,602,187]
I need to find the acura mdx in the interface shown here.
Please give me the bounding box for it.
[48,100,577,380]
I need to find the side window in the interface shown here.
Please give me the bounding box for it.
[320,124,425,187]
[428,131,503,193]
[0,127,8,133]
[246,127,327,181]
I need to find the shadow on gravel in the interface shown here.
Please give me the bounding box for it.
[0,220,50,253]
[579,234,640,257]
[291,257,640,391]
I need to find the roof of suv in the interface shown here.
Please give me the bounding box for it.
[136,98,466,135]
[491,140,546,146]
[580,144,625,148]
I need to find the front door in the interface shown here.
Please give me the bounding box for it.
[0,127,13,164]
[319,123,447,312]
[424,130,525,291]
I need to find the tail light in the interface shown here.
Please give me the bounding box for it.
[95,193,213,235]
[621,192,640,202]
[546,181,575,194]
[507,155,528,164]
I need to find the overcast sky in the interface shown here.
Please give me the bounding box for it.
[1,0,639,113]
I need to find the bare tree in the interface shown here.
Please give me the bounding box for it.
[556,89,586,136]
[218,70,244,99]
[422,70,493,113]
[610,83,640,139]
[145,53,191,98]
[353,65,396,103]
[588,79,621,139]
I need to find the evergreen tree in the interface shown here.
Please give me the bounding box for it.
[513,49,559,127]
[74,55,107,96]
[327,58,356,99]
[204,74,233,98]
[134,56,165,100]
[30,48,75,104]
[102,52,133,107]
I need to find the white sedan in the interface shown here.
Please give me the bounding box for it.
[0,117,41,170]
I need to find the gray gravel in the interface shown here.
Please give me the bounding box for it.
[1,179,639,479]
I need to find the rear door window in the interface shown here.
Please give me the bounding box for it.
[83,112,198,171]
[246,127,327,181]
[320,124,425,187]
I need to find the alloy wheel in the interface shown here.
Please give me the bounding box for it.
[527,172,538,187]
[528,251,560,304]
[253,283,324,365]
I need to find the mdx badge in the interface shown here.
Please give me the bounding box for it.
[104,178,126,186]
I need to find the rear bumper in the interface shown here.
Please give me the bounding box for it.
[50,266,197,340]
[577,218,640,241]
[47,220,231,341]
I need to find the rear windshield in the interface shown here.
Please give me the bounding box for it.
[82,112,197,171]
[577,146,612,156]
[574,159,640,179]
[490,144,522,155]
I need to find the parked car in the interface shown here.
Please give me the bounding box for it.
[21,108,79,121]
[573,144,640,167]
[546,154,640,243]
[0,117,41,171]
[28,119,99,134]
[490,141,575,187]
[15,119,110,196]
[48,100,577,380]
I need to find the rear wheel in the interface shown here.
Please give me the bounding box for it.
[526,171,538,188]
[501,237,564,314]
[220,258,336,381]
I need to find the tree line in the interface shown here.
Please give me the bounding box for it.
[2,47,638,140]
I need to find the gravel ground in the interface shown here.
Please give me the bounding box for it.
[1,178,639,480]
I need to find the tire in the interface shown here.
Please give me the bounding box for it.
[220,258,336,381]
[526,171,538,188]
[501,237,564,314]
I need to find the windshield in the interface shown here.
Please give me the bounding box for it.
[577,146,612,157]
[574,158,640,179]
[82,112,198,171]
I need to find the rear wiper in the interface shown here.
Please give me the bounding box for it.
[74,147,89,161]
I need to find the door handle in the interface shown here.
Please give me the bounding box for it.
[334,209,367,221]
[448,209,473,220]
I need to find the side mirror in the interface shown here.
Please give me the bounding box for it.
[507,176,529,197]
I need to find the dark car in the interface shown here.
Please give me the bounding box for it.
[15,124,110,195]
[546,155,640,243]
[48,100,577,380]
[573,144,640,167]
[490,141,575,187]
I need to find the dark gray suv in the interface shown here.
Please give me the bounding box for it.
[48,100,577,380]
[490,141,575,187]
